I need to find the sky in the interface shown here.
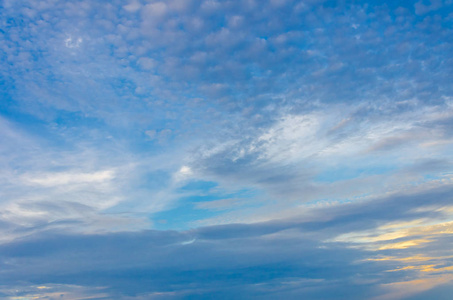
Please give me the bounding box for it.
[0,0,453,299]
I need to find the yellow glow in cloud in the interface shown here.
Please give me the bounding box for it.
[379,219,426,230]
[377,239,431,250]
[333,217,453,251]
[386,264,437,272]
[420,265,453,273]
[367,254,440,262]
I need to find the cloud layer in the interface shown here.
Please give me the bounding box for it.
[1,0,453,298]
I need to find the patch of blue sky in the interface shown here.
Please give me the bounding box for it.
[151,200,218,230]
[423,173,438,180]
[178,180,218,192]
[0,98,50,134]
[152,186,260,230]
[181,187,258,204]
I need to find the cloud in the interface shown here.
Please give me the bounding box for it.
[179,100,453,220]
[1,186,453,298]
[64,36,83,48]
[414,0,445,15]
[22,170,114,187]
[1,0,453,298]
[123,1,142,13]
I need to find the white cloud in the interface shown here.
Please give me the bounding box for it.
[123,1,142,13]
[22,170,115,187]
[173,165,193,183]
[64,36,83,48]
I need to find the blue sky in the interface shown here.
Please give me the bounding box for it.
[1,0,453,299]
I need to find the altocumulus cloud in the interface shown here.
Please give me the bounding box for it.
[0,0,453,299]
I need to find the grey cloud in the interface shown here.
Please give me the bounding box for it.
[2,185,453,298]
[0,226,379,299]
[405,158,452,174]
